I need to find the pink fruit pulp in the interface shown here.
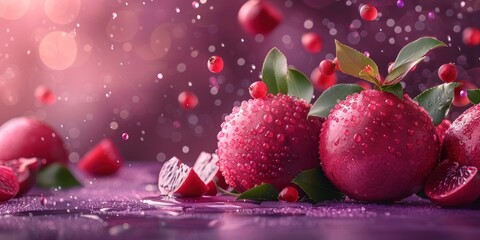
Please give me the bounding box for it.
[158,157,208,197]
[0,166,19,201]
[1,158,40,197]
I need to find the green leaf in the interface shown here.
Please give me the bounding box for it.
[380,83,403,99]
[393,37,446,69]
[292,168,344,202]
[467,89,480,105]
[37,163,82,189]
[236,183,279,201]
[286,68,314,102]
[384,57,425,85]
[335,40,381,85]
[414,82,461,125]
[261,48,288,94]
[308,84,364,118]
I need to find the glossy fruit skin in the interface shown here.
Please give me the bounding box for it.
[462,27,480,46]
[0,166,19,201]
[360,4,378,21]
[442,103,480,168]
[436,119,451,144]
[249,81,268,99]
[302,32,323,53]
[217,94,323,192]
[425,161,480,207]
[207,56,224,73]
[320,90,440,202]
[78,139,123,176]
[278,186,299,202]
[319,60,335,76]
[0,117,68,168]
[238,0,282,35]
[178,91,199,109]
[310,68,337,91]
[438,63,458,83]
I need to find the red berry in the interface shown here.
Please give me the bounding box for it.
[278,186,299,202]
[453,80,476,107]
[438,63,458,83]
[78,139,123,176]
[302,32,323,53]
[238,0,282,35]
[310,68,337,91]
[333,57,341,72]
[319,59,336,76]
[320,90,440,202]
[178,91,199,109]
[0,158,40,197]
[207,56,224,73]
[462,27,480,46]
[217,94,323,192]
[34,86,56,105]
[249,81,268,99]
[0,166,19,201]
[158,157,208,197]
[360,4,378,21]
[0,117,68,168]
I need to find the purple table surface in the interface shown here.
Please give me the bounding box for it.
[1,163,480,240]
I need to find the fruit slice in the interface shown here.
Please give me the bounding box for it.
[192,152,219,196]
[0,158,40,196]
[158,157,208,197]
[78,139,123,176]
[425,161,480,207]
[0,166,20,201]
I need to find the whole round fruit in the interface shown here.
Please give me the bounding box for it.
[319,59,336,76]
[278,186,299,202]
[462,27,480,46]
[359,4,378,21]
[310,67,337,91]
[301,32,323,53]
[0,117,68,168]
[442,103,480,168]
[207,56,224,73]
[320,90,440,202]
[238,0,282,35]
[216,94,323,192]
[249,81,268,99]
[178,91,199,109]
[438,63,457,83]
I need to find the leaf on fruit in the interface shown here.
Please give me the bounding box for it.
[335,40,381,85]
[467,89,480,105]
[384,57,425,85]
[392,37,446,69]
[308,84,364,118]
[292,168,344,202]
[37,163,82,189]
[286,68,314,103]
[380,83,403,99]
[414,82,461,126]
[261,48,288,95]
[236,183,279,201]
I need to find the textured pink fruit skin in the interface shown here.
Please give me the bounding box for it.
[442,103,480,168]
[320,90,440,202]
[238,0,282,35]
[0,117,68,168]
[217,94,323,193]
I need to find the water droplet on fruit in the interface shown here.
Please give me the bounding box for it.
[388,146,394,153]
[406,143,414,150]
[122,133,129,140]
[385,99,393,106]
[255,124,265,133]
[353,133,362,143]
[276,134,285,142]
[407,129,415,136]
[344,130,350,136]
[334,138,340,146]
[263,114,273,123]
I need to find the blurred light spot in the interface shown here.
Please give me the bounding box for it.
[304,20,313,29]
[106,10,139,42]
[110,121,118,130]
[39,31,77,70]
[44,0,81,25]
[0,0,30,20]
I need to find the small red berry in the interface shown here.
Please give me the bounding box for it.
[302,32,323,53]
[310,68,337,91]
[249,81,268,99]
[319,59,336,76]
[237,0,282,35]
[333,57,341,72]
[34,86,56,105]
[360,4,378,21]
[438,63,458,83]
[462,27,480,46]
[178,91,199,109]
[278,186,299,202]
[207,56,224,73]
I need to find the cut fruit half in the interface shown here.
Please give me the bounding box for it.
[425,161,480,207]
[192,152,220,196]
[158,157,208,197]
[0,166,20,201]
[78,139,123,176]
[1,158,40,196]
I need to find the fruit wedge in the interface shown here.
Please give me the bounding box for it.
[78,139,123,176]
[0,166,20,201]
[425,161,480,207]
[1,158,40,196]
[158,157,208,197]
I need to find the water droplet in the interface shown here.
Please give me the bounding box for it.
[353,133,362,143]
[263,114,273,123]
[122,133,129,140]
[407,129,415,136]
[334,138,340,146]
[344,130,351,136]
[385,99,394,106]
[406,143,414,150]
[277,134,285,142]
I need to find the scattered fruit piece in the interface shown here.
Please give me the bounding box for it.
[0,117,68,168]
[34,85,56,105]
[310,68,337,91]
[0,166,19,201]
[438,63,458,83]
[319,59,336,76]
[178,91,199,109]
[158,157,208,197]
[278,186,299,202]
[302,32,323,53]
[78,139,123,176]
[359,4,378,21]
[249,81,268,99]
[0,158,40,196]
[462,27,480,46]
[238,0,282,35]
[425,161,480,207]
[207,56,224,73]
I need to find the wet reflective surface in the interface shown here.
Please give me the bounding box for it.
[1,163,480,240]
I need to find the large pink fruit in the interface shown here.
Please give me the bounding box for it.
[238,0,282,35]
[320,90,440,202]
[0,117,68,168]
[442,103,480,168]
[158,157,208,197]
[216,94,323,192]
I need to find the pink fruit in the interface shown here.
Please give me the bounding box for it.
[78,139,123,176]
[425,161,480,207]
[360,4,378,21]
[320,90,440,202]
[178,91,199,109]
[462,27,480,46]
[0,117,68,168]
[438,63,458,83]
[310,68,337,91]
[249,81,268,99]
[34,85,56,105]
[302,32,323,53]
[436,119,451,144]
[216,94,323,192]
[453,80,476,107]
[1,158,40,196]
[207,56,224,73]
[442,103,480,168]
[278,186,299,202]
[319,59,336,76]
[0,166,19,201]
[158,157,208,197]
[238,0,282,35]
